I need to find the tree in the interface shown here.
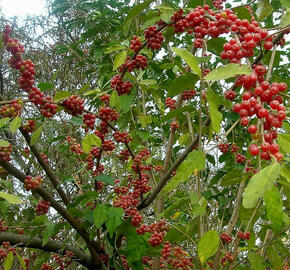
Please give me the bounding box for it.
[0,0,289,269]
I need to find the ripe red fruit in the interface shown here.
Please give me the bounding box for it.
[260,151,271,160]
[264,41,273,50]
[269,143,279,154]
[264,132,273,143]
[261,142,270,152]
[274,152,283,161]
[240,117,249,126]
[249,144,259,156]
[248,125,257,134]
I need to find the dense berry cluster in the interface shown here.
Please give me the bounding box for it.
[113,131,132,144]
[22,119,36,133]
[182,89,196,100]
[165,97,176,110]
[2,26,58,118]
[221,252,234,266]
[237,231,250,240]
[98,106,119,122]
[0,99,22,118]
[170,121,179,130]
[111,75,132,96]
[130,35,142,52]
[144,25,164,50]
[82,113,96,131]
[220,233,232,243]
[0,242,15,261]
[118,55,148,73]
[24,175,43,191]
[62,95,85,116]
[171,9,188,34]
[0,144,12,162]
[0,219,9,231]
[36,200,50,215]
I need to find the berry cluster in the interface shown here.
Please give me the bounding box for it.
[213,0,226,9]
[0,144,12,162]
[41,263,54,270]
[22,120,36,133]
[117,149,130,161]
[111,75,132,96]
[130,35,142,52]
[2,26,58,118]
[98,106,119,122]
[0,219,8,231]
[36,200,50,215]
[113,131,132,144]
[170,121,179,130]
[0,242,15,261]
[218,143,229,154]
[82,113,96,131]
[165,97,176,110]
[221,252,234,266]
[225,89,236,101]
[171,9,188,34]
[144,25,164,50]
[62,95,85,116]
[237,231,250,240]
[220,233,232,243]
[24,175,43,191]
[0,99,22,118]
[118,55,148,73]
[182,89,196,100]
[67,136,84,155]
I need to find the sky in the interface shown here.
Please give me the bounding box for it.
[0,0,46,17]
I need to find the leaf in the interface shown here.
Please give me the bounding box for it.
[280,0,290,8]
[113,50,127,71]
[206,88,223,133]
[16,253,26,270]
[0,192,24,204]
[220,169,245,186]
[109,90,120,109]
[205,64,251,81]
[162,151,206,194]
[42,224,55,246]
[105,44,127,54]
[266,246,283,270]
[124,0,154,24]
[278,133,290,154]
[234,6,252,21]
[30,125,44,146]
[38,82,55,92]
[93,204,108,228]
[207,38,227,55]
[105,207,124,238]
[53,91,72,102]
[94,174,114,185]
[157,6,175,23]
[280,165,290,182]
[81,134,102,153]
[139,79,157,85]
[83,89,100,96]
[256,0,273,21]
[160,106,195,123]
[0,117,10,127]
[248,252,266,270]
[264,186,283,233]
[171,47,201,77]
[198,230,219,265]
[167,73,199,97]
[78,83,90,95]
[242,163,280,208]
[4,252,13,270]
[10,116,21,134]
[0,139,10,147]
[70,116,83,125]
[139,115,152,128]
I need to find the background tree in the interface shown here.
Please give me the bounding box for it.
[0,0,289,269]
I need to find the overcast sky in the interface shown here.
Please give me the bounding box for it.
[0,0,46,17]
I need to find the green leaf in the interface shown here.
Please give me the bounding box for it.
[160,106,195,123]
[70,116,83,125]
[248,252,266,270]
[235,6,252,21]
[205,64,251,81]
[171,47,201,77]
[256,0,273,21]
[38,82,54,92]
[16,253,26,270]
[266,246,283,270]
[168,73,199,97]
[53,91,72,102]
[157,6,175,23]
[280,165,290,182]
[113,50,127,71]
[0,192,24,204]
[198,230,219,265]
[4,252,13,270]
[93,204,108,228]
[278,133,290,154]
[30,125,44,146]
[78,83,90,95]
[139,79,157,85]
[207,38,227,55]
[109,90,120,109]
[10,116,21,134]
[105,44,127,54]
[220,169,246,186]
[280,0,290,8]
[162,151,206,194]
[264,186,283,233]
[105,207,124,238]
[139,115,152,128]
[242,163,280,208]
[81,134,102,153]
[42,224,55,246]
[206,88,222,133]
[83,89,100,96]
[0,139,10,147]
[0,117,10,127]
[94,174,114,185]
[124,0,154,24]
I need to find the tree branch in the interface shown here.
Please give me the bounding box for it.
[0,232,94,269]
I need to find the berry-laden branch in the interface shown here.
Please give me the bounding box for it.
[0,160,103,269]
[0,232,94,270]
